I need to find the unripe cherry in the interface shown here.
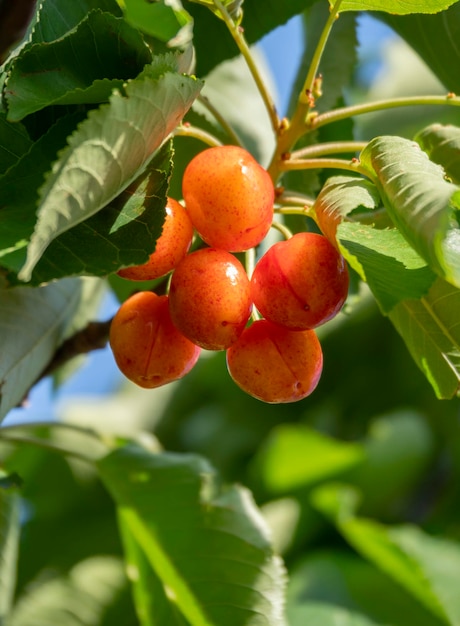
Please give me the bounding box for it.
[118,197,193,281]
[226,319,323,403]
[251,232,349,330]
[168,247,252,350]
[182,145,274,252]
[109,292,200,388]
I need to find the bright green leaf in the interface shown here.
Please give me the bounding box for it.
[5,10,152,121]
[331,0,459,13]
[0,277,104,423]
[360,135,460,289]
[188,0,243,22]
[388,277,460,398]
[415,123,460,185]
[0,481,20,621]
[18,59,202,282]
[121,0,193,46]
[288,601,381,626]
[337,222,437,313]
[254,424,365,493]
[98,445,287,626]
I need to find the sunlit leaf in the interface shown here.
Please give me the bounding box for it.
[0,481,20,621]
[254,424,365,493]
[121,0,193,46]
[330,0,458,13]
[288,601,381,626]
[5,10,152,120]
[360,135,460,289]
[0,277,104,423]
[337,222,437,313]
[415,123,460,185]
[388,277,460,398]
[188,0,243,22]
[98,444,287,626]
[18,57,202,282]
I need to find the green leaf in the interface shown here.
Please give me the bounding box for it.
[288,601,381,626]
[7,556,128,626]
[5,10,152,121]
[98,444,287,626]
[0,481,20,621]
[415,123,460,185]
[311,486,447,623]
[376,3,460,93]
[312,485,460,625]
[0,112,32,175]
[121,0,193,46]
[254,424,365,493]
[18,58,202,282]
[0,110,89,272]
[188,0,243,22]
[0,277,104,423]
[388,277,460,398]
[332,0,458,13]
[18,142,172,286]
[360,135,460,289]
[337,222,437,313]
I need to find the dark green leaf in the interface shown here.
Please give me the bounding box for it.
[360,135,460,289]
[376,3,460,92]
[5,10,152,121]
[388,277,460,398]
[98,445,287,626]
[415,123,460,185]
[0,112,31,175]
[17,142,172,285]
[18,58,202,281]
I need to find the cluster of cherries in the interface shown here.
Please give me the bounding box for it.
[109,145,349,403]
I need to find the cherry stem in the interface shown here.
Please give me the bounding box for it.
[197,94,243,146]
[310,94,460,130]
[212,0,280,133]
[291,140,368,160]
[279,156,372,179]
[270,220,294,240]
[173,124,223,147]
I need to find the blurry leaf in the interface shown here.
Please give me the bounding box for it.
[0,112,31,175]
[0,277,103,423]
[388,277,460,399]
[5,10,152,120]
[18,57,202,282]
[0,482,20,621]
[21,142,172,285]
[377,3,460,93]
[360,135,460,289]
[337,222,437,313]
[254,424,365,493]
[288,601,381,626]
[188,0,243,21]
[312,484,456,625]
[187,0,318,76]
[415,123,460,185]
[98,444,287,626]
[122,0,193,45]
[287,551,445,626]
[333,0,458,12]
[8,556,128,626]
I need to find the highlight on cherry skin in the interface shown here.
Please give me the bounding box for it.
[251,232,349,330]
[109,291,201,389]
[117,197,194,281]
[182,145,275,252]
[226,319,323,404]
[168,247,252,351]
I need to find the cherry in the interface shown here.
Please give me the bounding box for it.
[118,197,193,281]
[168,247,252,350]
[226,319,323,403]
[182,145,274,252]
[251,232,349,330]
[109,291,200,388]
